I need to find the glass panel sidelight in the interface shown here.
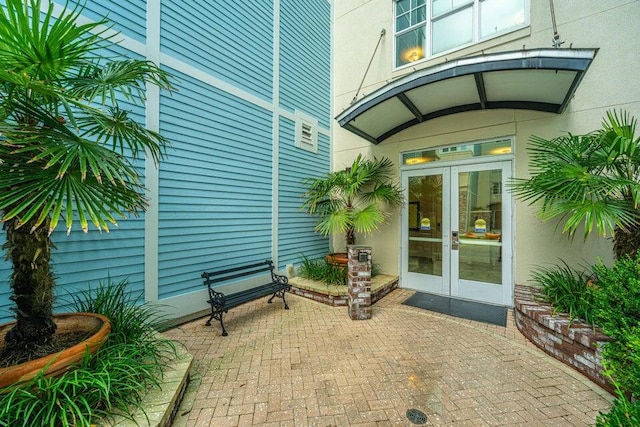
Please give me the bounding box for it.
[457,169,502,284]
[408,174,443,276]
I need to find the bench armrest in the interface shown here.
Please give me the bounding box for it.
[271,271,289,287]
[207,288,226,311]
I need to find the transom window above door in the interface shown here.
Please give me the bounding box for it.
[394,0,528,68]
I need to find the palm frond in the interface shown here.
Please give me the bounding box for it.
[315,209,352,237]
[509,110,640,244]
[66,59,174,105]
[0,161,144,233]
[360,183,404,207]
[0,0,108,81]
[301,154,404,243]
[352,204,386,234]
[75,105,167,163]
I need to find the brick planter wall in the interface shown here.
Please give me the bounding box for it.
[371,278,397,303]
[288,276,398,307]
[288,287,349,306]
[514,285,614,394]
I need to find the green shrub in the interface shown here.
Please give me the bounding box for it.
[530,256,640,423]
[592,255,640,399]
[298,255,347,286]
[531,260,595,324]
[596,397,640,427]
[0,278,175,426]
[597,365,640,426]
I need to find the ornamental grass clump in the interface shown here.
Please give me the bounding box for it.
[297,255,382,287]
[0,279,176,427]
[298,255,347,286]
[531,260,595,325]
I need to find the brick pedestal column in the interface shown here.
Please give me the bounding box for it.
[347,246,372,320]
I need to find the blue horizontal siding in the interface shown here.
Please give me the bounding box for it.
[160,0,274,102]
[277,117,330,269]
[49,216,146,297]
[57,0,146,44]
[0,215,146,325]
[279,0,331,128]
[157,68,274,300]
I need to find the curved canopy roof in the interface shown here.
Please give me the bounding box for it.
[336,48,598,144]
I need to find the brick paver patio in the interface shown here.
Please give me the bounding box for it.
[164,289,612,426]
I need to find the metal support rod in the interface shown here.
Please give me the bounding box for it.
[351,29,386,105]
[549,0,564,48]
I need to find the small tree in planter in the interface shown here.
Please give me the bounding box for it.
[510,110,640,260]
[301,154,404,253]
[0,0,172,363]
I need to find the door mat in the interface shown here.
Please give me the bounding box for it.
[402,291,508,327]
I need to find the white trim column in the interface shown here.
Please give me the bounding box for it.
[271,0,281,267]
[144,0,161,302]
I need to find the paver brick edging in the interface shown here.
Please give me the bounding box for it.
[514,284,614,395]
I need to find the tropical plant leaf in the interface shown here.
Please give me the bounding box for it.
[0,0,172,236]
[509,111,640,247]
[302,154,404,246]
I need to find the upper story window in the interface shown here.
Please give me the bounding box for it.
[394,0,527,68]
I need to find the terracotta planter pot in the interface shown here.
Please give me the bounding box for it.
[326,252,348,266]
[0,312,111,389]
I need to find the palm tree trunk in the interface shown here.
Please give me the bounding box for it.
[346,227,356,246]
[613,221,640,260]
[2,215,57,356]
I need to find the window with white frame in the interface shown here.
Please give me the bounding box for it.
[394,0,527,68]
[294,110,318,154]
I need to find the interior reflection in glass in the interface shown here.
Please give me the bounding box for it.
[458,170,502,284]
[408,174,443,276]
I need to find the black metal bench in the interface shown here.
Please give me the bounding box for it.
[201,259,290,336]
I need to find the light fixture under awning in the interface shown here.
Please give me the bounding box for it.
[336,48,598,144]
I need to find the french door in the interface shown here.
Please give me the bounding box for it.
[401,161,513,306]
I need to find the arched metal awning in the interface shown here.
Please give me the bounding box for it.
[336,48,598,144]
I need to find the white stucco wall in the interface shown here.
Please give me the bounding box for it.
[332,0,640,284]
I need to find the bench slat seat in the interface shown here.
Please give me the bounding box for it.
[202,259,290,336]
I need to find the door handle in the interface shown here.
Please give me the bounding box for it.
[451,231,459,250]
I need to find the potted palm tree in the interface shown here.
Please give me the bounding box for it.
[0,0,172,377]
[301,154,404,263]
[510,110,640,259]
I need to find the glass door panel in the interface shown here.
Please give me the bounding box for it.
[457,169,502,284]
[408,174,443,276]
[451,163,511,305]
[402,161,512,306]
[404,168,450,295]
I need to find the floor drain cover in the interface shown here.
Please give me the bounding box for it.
[406,409,428,424]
